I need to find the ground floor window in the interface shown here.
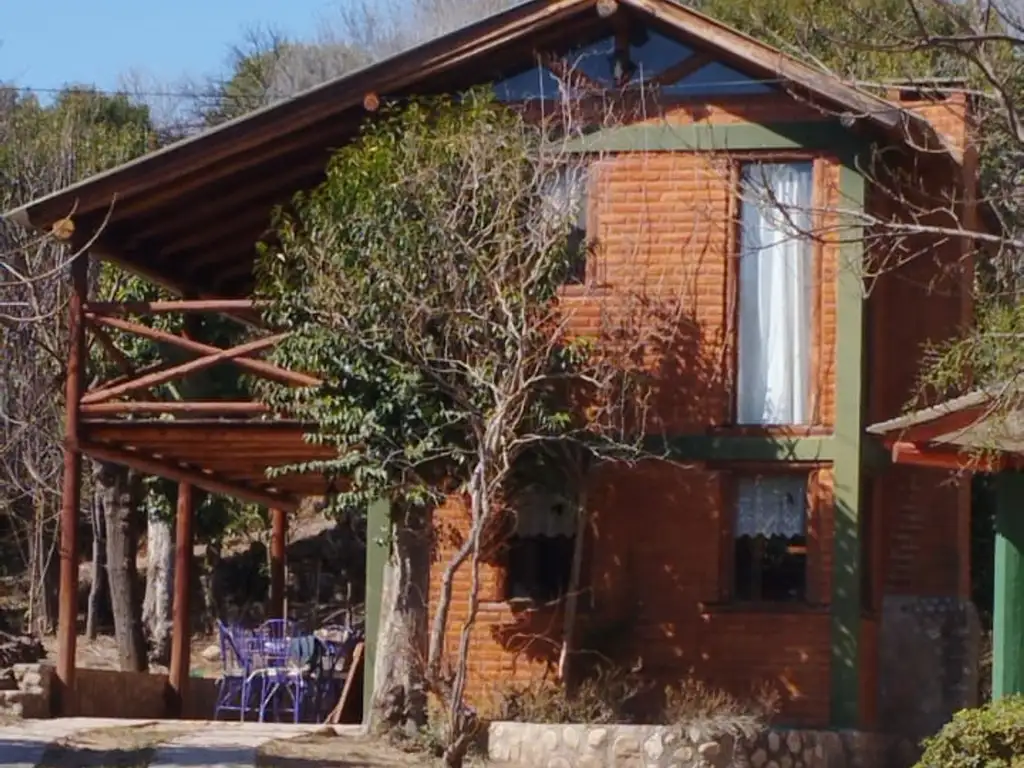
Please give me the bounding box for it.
[505,490,577,602]
[732,472,809,602]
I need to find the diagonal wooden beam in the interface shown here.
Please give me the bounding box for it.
[87,325,157,402]
[86,313,320,388]
[79,441,300,512]
[651,52,713,87]
[82,332,288,405]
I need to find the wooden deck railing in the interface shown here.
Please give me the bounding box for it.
[80,298,319,419]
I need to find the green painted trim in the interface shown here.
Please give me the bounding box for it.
[829,156,867,728]
[993,472,1024,699]
[362,498,390,723]
[663,435,835,462]
[563,121,856,153]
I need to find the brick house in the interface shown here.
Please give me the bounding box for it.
[7,0,978,736]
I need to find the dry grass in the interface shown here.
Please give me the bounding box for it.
[34,722,191,768]
[257,731,429,768]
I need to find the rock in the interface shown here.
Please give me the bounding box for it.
[0,669,16,691]
[612,735,641,759]
[768,732,781,753]
[576,756,602,768]
[20,671,41,688]
[547,758,572,768]
[781,756,793,768]
[562,726,580,749]
[786,731,802,754]
[751,748,769,767]
[201,644,221,662]
[645,732,665,760]
[766,762,780,768]
[804,747,815,765]
[698,741,721,758]
[542,729,559,751]
[673,745,695,762]
[587,728,608,749]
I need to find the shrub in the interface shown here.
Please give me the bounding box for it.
[915,696,1024,768]
[663,679,780,740]
[492,666,777,737]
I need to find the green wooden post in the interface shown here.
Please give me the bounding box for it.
[829,158,867,728]
[362,499,390,722]
[993,471,1024,699]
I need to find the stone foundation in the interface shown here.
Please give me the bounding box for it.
[0,663,52,719]
[487,722,890,768]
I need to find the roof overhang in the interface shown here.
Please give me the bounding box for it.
[867,385,1024,472]
[4,0,955,298]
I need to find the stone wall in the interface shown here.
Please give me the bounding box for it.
[0,663,52,719]
[487,722,890,768]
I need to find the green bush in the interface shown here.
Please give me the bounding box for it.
[916,697,1024,768]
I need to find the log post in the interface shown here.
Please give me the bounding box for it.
[270,508,287,620]
[168,482,194,716]
[56,252,88,711]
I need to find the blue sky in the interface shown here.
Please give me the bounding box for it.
[1,1,338,95]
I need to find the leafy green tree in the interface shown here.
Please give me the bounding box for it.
[255,92,667,765]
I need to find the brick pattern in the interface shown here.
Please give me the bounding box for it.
[424,87,971,731]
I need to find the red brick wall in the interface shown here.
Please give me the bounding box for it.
[864,97,972,599]
[429,463,836,726]
[424,88,972,729]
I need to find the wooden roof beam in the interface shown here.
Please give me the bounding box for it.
[80,441,300,512]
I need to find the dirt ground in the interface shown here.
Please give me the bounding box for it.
[257,732,428,768]
[35,723,193,768]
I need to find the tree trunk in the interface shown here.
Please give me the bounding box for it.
[85,489,110,639]
[200,539,223,631]
[95,461,147,672]
[142,504,173,665]
[369,504,430,735]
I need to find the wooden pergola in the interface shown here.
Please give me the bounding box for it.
[868,387,1024,701]
[57,272,338,714]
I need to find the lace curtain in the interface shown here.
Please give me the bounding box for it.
[512,489,578,538]
[736,162,814,425]
[734,475,807,538]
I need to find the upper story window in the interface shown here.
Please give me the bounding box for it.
[540,163,590,285]
[736,161,814,425]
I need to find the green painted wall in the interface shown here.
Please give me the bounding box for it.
[993,472,1024,699]
[563,120,852,153]
[829,158,868,728]
[362,498,390,722]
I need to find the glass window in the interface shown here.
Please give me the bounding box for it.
[736,161,814,425]
[733,474,809,602]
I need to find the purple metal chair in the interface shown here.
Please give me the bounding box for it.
[213,621,258,721]
[252,631,320,723]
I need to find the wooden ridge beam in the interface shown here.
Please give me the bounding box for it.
[79,441,300,511]
[86,313,319,387]
[82,332,288,405]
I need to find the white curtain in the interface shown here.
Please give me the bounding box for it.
[736,162,814,425]
[734,475,807,538]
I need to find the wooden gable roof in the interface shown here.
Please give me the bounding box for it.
[5,0,951,298]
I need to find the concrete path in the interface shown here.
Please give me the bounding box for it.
[148,722,328,768]
[0,717,133,768]
[0,717,344,768]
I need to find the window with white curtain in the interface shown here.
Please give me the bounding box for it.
[540,164,590,284]
[736,161,814,425]
[733,473,809,603]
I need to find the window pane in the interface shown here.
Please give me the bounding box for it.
[733,474,809,603]
[736,162,814,425]
[541,165,589,285]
